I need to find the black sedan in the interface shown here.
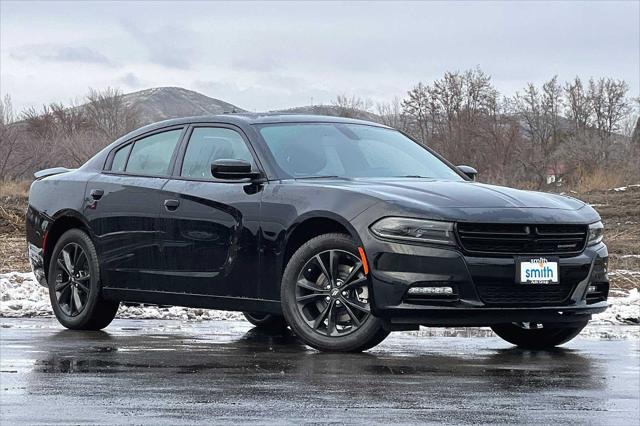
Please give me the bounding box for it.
[26,114,609,352]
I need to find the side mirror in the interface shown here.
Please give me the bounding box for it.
[457,165,478,181]
[211,159,261,180]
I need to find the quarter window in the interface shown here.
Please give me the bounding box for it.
[125,129,182,176]
[110,144,131,172]
[181,127,254,179]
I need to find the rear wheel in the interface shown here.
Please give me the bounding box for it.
[281,233,389,352]
[242,312,288,332]
[491,320,589,349]
[48,229,119,330]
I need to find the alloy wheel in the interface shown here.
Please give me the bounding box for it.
[54,242,91,317]
[295,249,370,337]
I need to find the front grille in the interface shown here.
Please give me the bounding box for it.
[457,223,588,255]
[477,283,574,305]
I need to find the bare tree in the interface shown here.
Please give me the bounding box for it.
[588,78,631,164]
[85,87,140,141]
[402,82,435,145]
[332,94,373,119]
[0,95,21,180]
[511,76,566,187]
[376,97,410,132]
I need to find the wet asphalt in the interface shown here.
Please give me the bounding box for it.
[1,318,638,425]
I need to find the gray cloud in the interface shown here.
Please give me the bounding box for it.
[118,72,144,88]
[119,20,196,70]
[11,45,114,65]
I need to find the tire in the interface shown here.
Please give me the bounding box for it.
[491,320,589,349]
[281,233,389,352]
[47,229,119,330]
[242,312,288,332]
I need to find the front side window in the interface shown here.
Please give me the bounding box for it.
[125,129,183,176]
[181,127,254,179]
[257,123,463,180]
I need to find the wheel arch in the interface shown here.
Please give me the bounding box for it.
[43,210,93,279]
[281,211,362,275]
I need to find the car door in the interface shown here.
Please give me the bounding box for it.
[155,124,264,298]
[84,126,185,291]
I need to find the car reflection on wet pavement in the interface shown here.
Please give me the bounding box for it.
[1,318,638,424]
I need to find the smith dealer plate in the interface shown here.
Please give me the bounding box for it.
[516,257,559,284]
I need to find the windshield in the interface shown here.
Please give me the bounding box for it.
[257,123,463,180]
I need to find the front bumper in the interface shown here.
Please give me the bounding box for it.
[364,234,609,327]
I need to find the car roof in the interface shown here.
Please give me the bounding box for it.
[123,113,390,139]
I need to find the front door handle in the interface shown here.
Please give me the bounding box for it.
[164,199,180,211]
[90,189,104,200]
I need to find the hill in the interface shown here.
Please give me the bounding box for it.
[121,87,245,124]
[271,104,381,122]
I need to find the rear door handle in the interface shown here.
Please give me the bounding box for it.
[164,199,180,211]
[90,189,104,200]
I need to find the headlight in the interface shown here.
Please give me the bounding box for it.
[370,217,456,245]
[587,221,604,246]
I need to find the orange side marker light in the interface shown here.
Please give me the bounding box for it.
[358,247,369,275]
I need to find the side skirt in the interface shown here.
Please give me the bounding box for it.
[102,287,283,315]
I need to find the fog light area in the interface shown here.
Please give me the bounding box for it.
[407,286,454,295]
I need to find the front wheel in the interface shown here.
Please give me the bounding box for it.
[491,320,589,349]
[281,233,389,352]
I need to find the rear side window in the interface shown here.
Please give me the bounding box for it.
[181,127,254,179]
[125,129,182,176]
[111,144,131,172]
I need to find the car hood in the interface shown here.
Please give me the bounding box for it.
[292,178,599,223]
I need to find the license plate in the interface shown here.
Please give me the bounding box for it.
[516,257,559,284]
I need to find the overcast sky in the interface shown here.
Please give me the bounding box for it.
[1,1,638,112]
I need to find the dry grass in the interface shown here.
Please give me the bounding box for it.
[572,168,630,193]
[0,180,30,198]
[0,180,30,234]
[0,236,29,274]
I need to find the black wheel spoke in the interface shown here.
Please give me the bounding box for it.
[313,301,332,330]
[296,293,325,303]
[296,278,328,293]
[57,259,71,277]
[343,297,370,314]
[67,285,75,314]
[73,287,83,312]
[55,280,71,292]
[341,299,362,327]
[314,254,332,284]
[329,250,339,285]
[341,276,367,291]
[61,249,74,276]
[73,249,87,272]
[342,262,362,286]
[76,281,90,294]
[326,301,337,336]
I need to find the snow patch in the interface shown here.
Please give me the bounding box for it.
[611,184,640,192]
[0,271,242,321]
[592,288,640,325]
[609,269,640,277]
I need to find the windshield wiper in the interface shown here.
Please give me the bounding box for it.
[294,175,348,180]
[393,175,433,178]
